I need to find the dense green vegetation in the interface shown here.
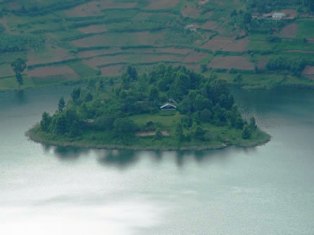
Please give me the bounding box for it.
[28,66,270,150]
[247,0,314,13]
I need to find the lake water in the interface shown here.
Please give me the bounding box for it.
[0,86,314,235]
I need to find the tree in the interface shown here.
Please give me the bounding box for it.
[218,94,234,109]
[71,88,81,104]
[98,80,105,91]
[193,126,205,141]
[94,116,115,131]
[242,125,251,139]
[155,128,162,140]
[15,73,23,86]
[200,64,208,73]
[179,97,193,114]
[249,117,257,130]
[11,58,27,88]
[233,74,242,83]
[54,115,67,135]
[58,97,65,112]
[195,94,210,111]
[127,66,138,80]
[11,58,27,74]
[243,12,252,25]
[113,118,137,136]
[85,93,93,102]
[181,115,193,128]
[65,110,82,136]
[149,87,159,102]
[175,123,184,142]
[199,109,212,123]
[40,112,51,131]
[230,110,244,129]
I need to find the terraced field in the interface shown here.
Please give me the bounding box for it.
[0,0,314,89]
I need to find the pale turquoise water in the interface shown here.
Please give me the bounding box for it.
[0,87,314,235]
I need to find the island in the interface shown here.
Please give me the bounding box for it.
[27,65,270,150]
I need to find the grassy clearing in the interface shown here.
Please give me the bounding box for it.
[68,61,97,78]
[297,19,314,39]
[248,34,274,52]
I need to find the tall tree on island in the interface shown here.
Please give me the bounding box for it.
[11,58,27,89]
[58,97,65,112]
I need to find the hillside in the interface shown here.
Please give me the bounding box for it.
[1,0,314,90]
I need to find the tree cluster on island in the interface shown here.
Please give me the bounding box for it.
[34,65,268,150]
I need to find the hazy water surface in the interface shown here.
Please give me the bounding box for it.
[0,87,314,235]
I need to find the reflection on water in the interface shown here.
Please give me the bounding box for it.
[54,146,90,161]
[98,150,139,169]
[14,90,27,104]
[44,144,246,169]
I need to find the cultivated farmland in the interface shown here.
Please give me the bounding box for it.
[0,0,314,89]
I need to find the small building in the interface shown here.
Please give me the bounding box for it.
[160,103,177,111]
[168,98,177,104]
[185,24,198,32]
[272,12,286,20]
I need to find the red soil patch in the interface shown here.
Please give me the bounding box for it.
[303,66,314,80]
[71,35,106,48]
[199,0,209,5]
[0,64,14,78]
[256,57,269,70]
[134,32,165,45]
[184,63,202,72]
[183,52,208,63]
[0,18,10,32]
[100,65,124,77]
[182,6,200,18]
[84,56,115,67]
[307,38,314,44]
[72,31,165,48]
[202,37,248,52]
[209,56,254,71]
[78,47,190,60]
[282,9,298,19]
[84,53,182,68]
[136,54,182,64]
[98,1,137,9]
[4,2,20,11]
[27,65,78,79]
[27,47,74,66]
[287,50,314,53]
[156,48,191,55]
[200,20,218,30]
[145,0,180,10]
[303,66,314,75]
[65,1,137,17]
[78,25,107,34]
[279,23,298,38]
[78,48,122,58]
[65,1,103,17]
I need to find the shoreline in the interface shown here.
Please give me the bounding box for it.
[26,127,271,152]
[1,80,314,93]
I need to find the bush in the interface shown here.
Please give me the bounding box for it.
[242,125,251,139]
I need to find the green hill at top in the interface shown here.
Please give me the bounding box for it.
[27,65,270,150]
[0,0,314,90]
